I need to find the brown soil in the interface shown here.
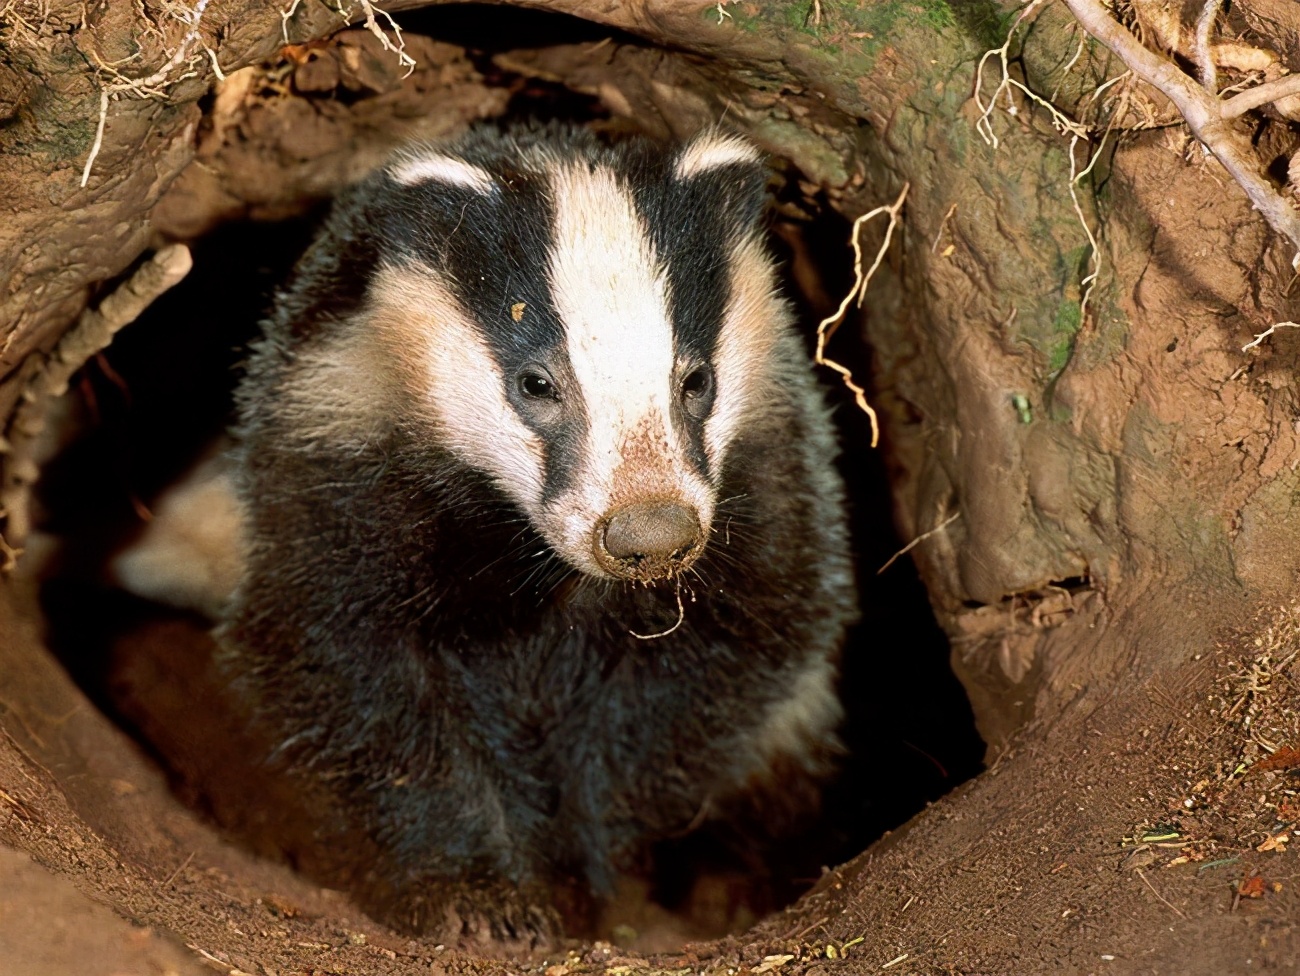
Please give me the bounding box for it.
[4,1,1300,974]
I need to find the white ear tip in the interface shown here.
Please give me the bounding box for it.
[675,134,762,179]
[389,154,496,193]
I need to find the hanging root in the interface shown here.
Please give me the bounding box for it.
[280,0,416,76]
[81,0,221,187]
[630,579,686,640]
[975,2,1109,329]
[815,182,910,449]
[0,245,192,571]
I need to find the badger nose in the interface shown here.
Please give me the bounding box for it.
[599,502,701,580]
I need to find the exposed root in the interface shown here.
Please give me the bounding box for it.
[975,3,1109,332]
[1194,0,1224,94]
[1221,75,1300,121]
[80,0,220,187]
[0,245,192,568]
[974,0,1088,151]
[280,0,415,77]
[1062,0,1300,273]
[814,183,909,449]
[1241,321,1300,352]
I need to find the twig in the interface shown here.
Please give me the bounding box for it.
[1135,866,1186,918]
[878,510,961,575]
[162,850,196,889]
[1061,0,1300,272]
[1241,321,1300,352]
[0,245,192,564]
[930,202,957,253]
[1195,0,1224,94]
[1221,75,1300,120]
[815,183,909,448]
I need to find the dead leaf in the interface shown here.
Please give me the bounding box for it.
[1257,829,1291,853]
[1238,875,1267,898]
[1252,746,1300,774]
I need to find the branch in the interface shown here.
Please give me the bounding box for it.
[1062,0,1300,272]
[1221,74,1300,120]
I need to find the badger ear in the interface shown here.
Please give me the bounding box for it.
[674,130,768,230]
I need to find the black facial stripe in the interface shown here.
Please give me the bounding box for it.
[628,151,767,482]
[379,159,592,507]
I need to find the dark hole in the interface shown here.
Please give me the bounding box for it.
[30,3,983,949]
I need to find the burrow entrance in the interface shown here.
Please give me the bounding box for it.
[24,1,981,952]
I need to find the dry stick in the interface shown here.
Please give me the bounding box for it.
[0,245,192,569]
[161,850,196,889]
[1061,0,1300,273]
[815,182,910,449]
[1135,866,1186,919]
[877,510,961,575]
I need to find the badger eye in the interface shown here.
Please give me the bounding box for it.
[519,372,557,400]
[680,366,714,419]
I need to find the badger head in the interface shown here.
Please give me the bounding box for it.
[365,129,786,585]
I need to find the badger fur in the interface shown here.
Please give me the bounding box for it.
[218,124,856,938]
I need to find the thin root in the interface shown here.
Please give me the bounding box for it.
[815,182,909,449]
[878,510,961,575]
[1241,321,1300,352]
[630,580,685,640]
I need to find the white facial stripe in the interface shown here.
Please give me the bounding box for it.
[370,264,545,508]
[548,163,678,483]
[705,237,784,466]
[675,132,761,180]
[389,153,495,193]
[540,163,716,576]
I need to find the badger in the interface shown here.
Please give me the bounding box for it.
[178,124,856,939]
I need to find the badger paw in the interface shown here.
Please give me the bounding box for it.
[396,882,560,948]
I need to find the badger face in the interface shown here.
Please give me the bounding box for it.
[366,130,784,584]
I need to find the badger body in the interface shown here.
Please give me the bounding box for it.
[221,125,856,937]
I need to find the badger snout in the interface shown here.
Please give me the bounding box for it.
[597,501,701,581]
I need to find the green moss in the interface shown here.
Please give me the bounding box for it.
[945,0,1017,49]
[1047,302,1081,373]
[707,0,962,71]
[843,0,955,40]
